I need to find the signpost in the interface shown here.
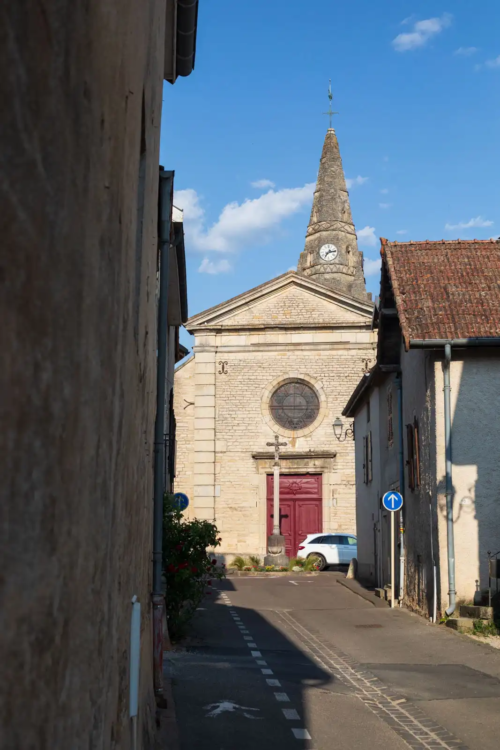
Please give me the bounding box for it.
[173,492,189,512]
[382,491,404,609]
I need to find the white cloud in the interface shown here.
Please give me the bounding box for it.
[485,55,500,68]
[251,179,276,189]
[175,183,315,253]
[445,216,494,230]
[198,258,231,275]
[396,230,408,235]
[357,226,378,247]
[380,188,389,194]
[379,202,392,209]
[346,175,368,188]
[454,47,478,56]
[392,13,452,52]
[364,258,382,277]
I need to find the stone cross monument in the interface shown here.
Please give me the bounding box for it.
[264,434,289,567]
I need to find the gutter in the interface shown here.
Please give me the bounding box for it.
[395,374,405,605]
[443,343,456,616]
[409,338,500,348]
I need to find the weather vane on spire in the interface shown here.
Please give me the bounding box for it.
[323,79,338,128]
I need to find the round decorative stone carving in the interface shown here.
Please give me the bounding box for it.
[269,381,320,431]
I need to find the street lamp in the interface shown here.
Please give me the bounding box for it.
[333,417,354,442]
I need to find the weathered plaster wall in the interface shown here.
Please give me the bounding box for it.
[400,349,439,617]
[1,3,166,747]
[353,394,381,585]
[434,353,500,610]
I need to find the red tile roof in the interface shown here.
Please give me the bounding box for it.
[380,238,500,348]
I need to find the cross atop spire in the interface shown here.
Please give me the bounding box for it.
[323,79,338,129]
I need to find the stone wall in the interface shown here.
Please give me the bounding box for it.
[175,288,377,557]
[1,3,166,748]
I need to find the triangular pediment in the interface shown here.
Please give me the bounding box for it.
[187,271,373,331]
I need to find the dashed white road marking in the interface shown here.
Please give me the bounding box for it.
[261,669,273,675]
[266,679,281,687]
[243,636,253,641]
[289,581,299,586]
[274,693,290,702]
[283,709,300,721]
[247,642,257,648]
[256,660,267,666]
[292,728,312,740]
[251,651,262,657]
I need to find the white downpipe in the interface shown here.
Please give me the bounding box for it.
[130,596,141,750]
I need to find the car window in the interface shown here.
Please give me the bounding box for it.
[330,535,343,545]
[346,536,357,545]
[309,535,325,544]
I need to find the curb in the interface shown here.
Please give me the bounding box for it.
[156,659,180,750]
[225,570,320,577]
[337,577,389,608]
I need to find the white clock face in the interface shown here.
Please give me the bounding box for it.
[319,243,338,262]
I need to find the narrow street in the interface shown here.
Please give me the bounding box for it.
[167,574,500,750]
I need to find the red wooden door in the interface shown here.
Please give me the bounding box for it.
[267,474,322,558]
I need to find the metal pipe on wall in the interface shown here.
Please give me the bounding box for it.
[396,374,405,604]
[443,343,456,616]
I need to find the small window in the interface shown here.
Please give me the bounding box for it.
[346,536,357,546]
[363,432,373,484]
[387,387,394,447]
[331,535,343,545]
[406,418,421,491]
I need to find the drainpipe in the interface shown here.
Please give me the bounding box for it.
[443,343,456,616]
[152,168,174,699]
[395,374,405,604]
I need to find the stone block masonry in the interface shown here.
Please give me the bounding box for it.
[174,278,376,557]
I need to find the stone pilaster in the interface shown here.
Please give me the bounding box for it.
[192,348,216,520]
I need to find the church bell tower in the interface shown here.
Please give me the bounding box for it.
[297,105,368,300]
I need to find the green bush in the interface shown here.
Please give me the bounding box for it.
[163,494,224,639]
[230,555,247,570]
[248,555,261,566]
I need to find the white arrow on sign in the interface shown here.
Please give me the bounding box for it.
[204,700,262,719]
[387,493,398,509]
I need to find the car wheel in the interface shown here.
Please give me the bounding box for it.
[308,553,326,571]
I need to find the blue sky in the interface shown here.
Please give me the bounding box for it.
[160,1,500,348]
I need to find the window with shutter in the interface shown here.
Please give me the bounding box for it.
[387,387,394,446]
[414,418,421,488]
[362,436,368,484]
[367,431,373,483]
[406,423,415,491]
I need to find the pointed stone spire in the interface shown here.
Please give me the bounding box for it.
[297,128,368,300]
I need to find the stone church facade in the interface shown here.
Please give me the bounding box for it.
[174,128,376,560]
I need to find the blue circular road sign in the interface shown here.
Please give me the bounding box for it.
[173,492,189,511]
[382,491,404,512]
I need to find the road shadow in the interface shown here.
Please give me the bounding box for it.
[166,579,333,749]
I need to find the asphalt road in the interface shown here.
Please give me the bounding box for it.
[166,573,500,750]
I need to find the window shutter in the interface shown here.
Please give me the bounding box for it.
[406,424,415,491]
[368,431,373,483]
[414,418,420,488]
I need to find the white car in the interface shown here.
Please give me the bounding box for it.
[297,533,357,570]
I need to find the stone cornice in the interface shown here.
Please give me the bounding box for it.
[251,451,337,460]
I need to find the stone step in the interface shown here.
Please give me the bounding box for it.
[446,617,475,634]
[459,604,494,621]
[374,588,385,599]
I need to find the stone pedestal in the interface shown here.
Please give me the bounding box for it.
[264,533,289,568]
